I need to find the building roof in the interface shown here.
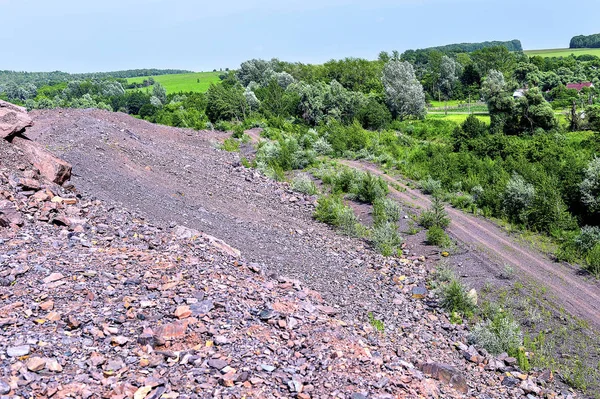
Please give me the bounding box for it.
[566,82,594,91]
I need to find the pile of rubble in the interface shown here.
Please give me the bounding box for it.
[0,102,578,398]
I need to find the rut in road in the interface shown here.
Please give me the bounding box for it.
[341,159,600,330]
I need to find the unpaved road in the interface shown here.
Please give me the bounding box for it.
[341,159,600,330]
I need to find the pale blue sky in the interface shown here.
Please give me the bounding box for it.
[1,0,599,73]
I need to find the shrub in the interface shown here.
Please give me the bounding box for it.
[355,172,388,204]
[450,194,475,210]
[574,226,600,255]
[584,243,600,277]
[221,138,240,152]
[232,124,245,138]
[313,137,333,155]
[419,176,442,195]
[419,197,450,229]
[333,168,361,194]
[426,226,451,246]
[439,279,476,317]
[373,198,401,225]
[337,207,362,237]
[314,195,344,225]
[371,222,402,256]
[503,173,534,224]
[291,175,318,195]
[314,195,362,236]
[470,311,523,356]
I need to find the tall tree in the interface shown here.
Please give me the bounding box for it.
[381,60,426,120]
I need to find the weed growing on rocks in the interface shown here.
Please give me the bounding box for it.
[470,311,523,356]
[314,195,362,237]
[291,175,318,195]
[371,221,402,256]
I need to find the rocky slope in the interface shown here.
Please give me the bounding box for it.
[0,107,577,398]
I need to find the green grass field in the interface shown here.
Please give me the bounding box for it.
[127,71,222,94]
[524,48,600,58]
[427,113,490,124]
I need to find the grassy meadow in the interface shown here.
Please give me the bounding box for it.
[524,48,600,58]
[127,71,222,94]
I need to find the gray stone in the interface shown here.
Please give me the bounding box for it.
[6,345,30,357]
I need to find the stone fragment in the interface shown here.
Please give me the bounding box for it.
[27,357,47,372]
[0,100,32,139]
[7,345,30,357]
[420,363,468,394]
[174,305,191,319]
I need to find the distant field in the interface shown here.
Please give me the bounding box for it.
[127,71,222,94]
[427,113,490,124]
[524,48,600,58]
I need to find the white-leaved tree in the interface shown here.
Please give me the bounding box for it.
[152,83,167,105]
[581,157,600,213]
[381,60,426,120]
[439,55,459,100]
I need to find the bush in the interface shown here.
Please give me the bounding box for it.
[373,198,401,225]
[439,279,476,317]
[314,195,344,225]
[450,194,475,210]
[314,195,362,236]
[337,207,362,237]
[354,172,388,204]
[419,197,451,229]
[371,222,402,256]
[313,137,333,155]
[470,311,523,356]
[221,138,240,152]
[419,176,442,195]
[291,175,318,195]
[503,173,534,224]
[333,168,361,194]
[574,226,600,255]
[426,226,451,246]
[584,243,600,277]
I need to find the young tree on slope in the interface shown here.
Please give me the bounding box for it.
[382,60,426,120]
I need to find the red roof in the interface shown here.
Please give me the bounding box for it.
[566,82,594,91]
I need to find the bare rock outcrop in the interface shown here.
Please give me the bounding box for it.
[0,100,71,185]
[9,135,72,185]
[0,100,32,139]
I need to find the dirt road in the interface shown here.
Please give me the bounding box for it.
[341,160,600,329]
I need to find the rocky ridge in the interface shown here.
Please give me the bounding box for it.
[0,106,578,398]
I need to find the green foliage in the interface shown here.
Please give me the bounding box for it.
[419,197,451,229]
[205,83,249,122]
[371,221,402,256]
[291,175,318,195]
[584,243,600,277]
[426,226,451,246]
[470,311,523,356]
[372,198,401,225]
[439,279,476,318]
[354,172,388,204]
[314,195,362,236]
[503,173,534,224]
[419,176,442,195]
[368,312,385,332]
[221,138,240,152]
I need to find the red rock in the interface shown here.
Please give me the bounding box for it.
[420,363,468,394]
[10,136,72,185]
[0,100,32,139]
[154,321,188,340]
[174,305,192,319]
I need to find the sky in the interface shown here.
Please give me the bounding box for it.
[1,0,599,73]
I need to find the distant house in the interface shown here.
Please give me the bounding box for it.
[513,89,527,99]
[566,82,594,91]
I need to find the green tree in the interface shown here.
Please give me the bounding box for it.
[382,60,426,120]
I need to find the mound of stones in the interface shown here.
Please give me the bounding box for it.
[0,103,576,398]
